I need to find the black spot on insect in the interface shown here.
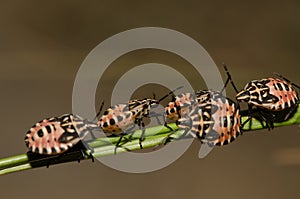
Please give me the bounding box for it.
[230,137,235,142]
[34,147,39,153]
[251,87,260,94]
[104,111,109,115]
[31,137,35,141]
[117,115,123,122]
[223,117,228,128]
[230,116,234,125]
[203,114,210,121]
[170,108,175,113]
[143,104,149,109]
[203,123,210,130]
[25,141,29,147]
[131,111,136,115]
[284,102,289,108]
[46,125,51,133]
[109,119,115,125]
[125,113,131,119]
[26,130,31,135]
[227,100,233,106]
[51,147,57,153]
[283,83,289,91]
[223,140,229,145]
[277,83,283,91]
[194,132,201,139]
[103,122,108,127]
[43,148,47,154]
[198,125,202,131]
[37,129,44,137]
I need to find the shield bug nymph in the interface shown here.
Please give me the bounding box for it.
[236,72,300,129]
[98,87,182,153]
[25,114,98,164]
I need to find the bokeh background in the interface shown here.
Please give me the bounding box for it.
[0,1,300,198]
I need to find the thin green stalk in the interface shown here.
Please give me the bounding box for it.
[1,106,300,175]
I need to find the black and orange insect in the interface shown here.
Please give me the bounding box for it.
[236,73,300,129]
[98,87,182,153]
[165,64,242,147]
[25,114,98,158]
[177,90,242,146]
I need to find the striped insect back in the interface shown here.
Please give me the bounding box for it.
[164,93,197,122]
[202,91,241,146]
[236,74,300,128]
[25,114,97,155]
[166,64,243,147]
[98,99,161,134]
[98,87,182,152]
[177,90,242,146]
[99,87,182,134]
[98,104,133,134]
[236,78,299,111]
[176,104,214,140]
[128,99,160,125]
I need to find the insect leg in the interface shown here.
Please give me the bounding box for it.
[138,119,146,149]
[284,104,298,120]
[241,104,253,129]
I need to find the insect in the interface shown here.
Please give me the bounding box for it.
[25,114,98,161]
[164,64,242,146]
[98,87,182,153]
[236,73,300,129]
[177,90,242,146]
[165,64,239,123]
[164,92,198,123]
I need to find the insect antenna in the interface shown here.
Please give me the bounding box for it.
[274,72,300,90]
[158,86,184,102]
[221,63,239,94]
[95,101,105,119]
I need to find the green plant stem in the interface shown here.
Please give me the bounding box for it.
[1,106,300,175]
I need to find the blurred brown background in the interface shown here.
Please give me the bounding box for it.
[0,1,300,199]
